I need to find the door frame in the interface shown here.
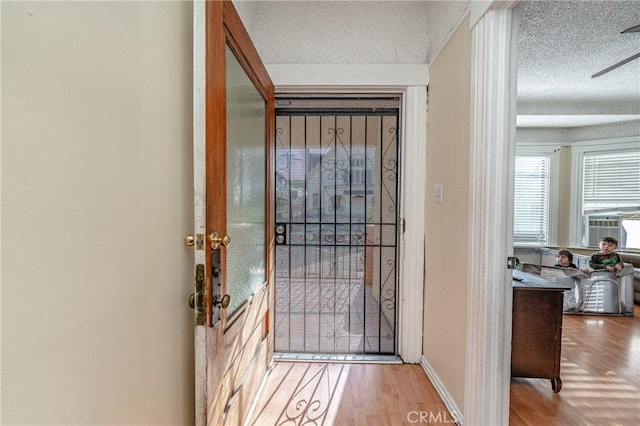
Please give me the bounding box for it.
[465,2,519,425]
[267,65,428,363]
[193,4,206,423]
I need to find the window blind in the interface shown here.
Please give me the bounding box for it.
[583,149,640,213]
[514,155,550,243]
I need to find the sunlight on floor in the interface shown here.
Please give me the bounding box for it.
[554,357,640,423]
[248,362,351,425]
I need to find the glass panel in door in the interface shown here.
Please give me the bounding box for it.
[225,44,266,315]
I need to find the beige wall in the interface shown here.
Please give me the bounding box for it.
[2,2,194,424]
[423,15,471,411]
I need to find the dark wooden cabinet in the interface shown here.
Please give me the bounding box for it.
[511,273,570,392]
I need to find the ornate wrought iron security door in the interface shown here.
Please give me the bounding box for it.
[274,97,400,354]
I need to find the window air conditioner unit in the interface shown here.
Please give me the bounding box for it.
[584,215,627,247]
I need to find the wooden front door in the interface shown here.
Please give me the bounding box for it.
[193,1,274,424]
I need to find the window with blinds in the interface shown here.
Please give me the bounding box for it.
[514,155,550,243]
[583,149,640,213]
[582,148,640,249]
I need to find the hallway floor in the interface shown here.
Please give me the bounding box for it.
[247,362,452,425]
[249,305,639,426]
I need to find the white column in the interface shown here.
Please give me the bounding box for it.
[465,6,517,426]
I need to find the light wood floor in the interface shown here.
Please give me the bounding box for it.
[509,305,640,426]
[249,305,639,426]
[248,362,452,425]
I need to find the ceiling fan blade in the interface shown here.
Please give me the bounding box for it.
[591,52,640,78]
[621,24,640,33]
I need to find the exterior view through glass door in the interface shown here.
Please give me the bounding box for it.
[274,96,400,355]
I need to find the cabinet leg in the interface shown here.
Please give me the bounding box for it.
[551,376,562,393]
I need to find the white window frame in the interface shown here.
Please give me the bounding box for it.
[569,136,640,248]
[514,144,560,246]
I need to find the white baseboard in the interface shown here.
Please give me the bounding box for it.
[420,356,464,425]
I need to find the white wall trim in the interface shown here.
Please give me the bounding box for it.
[569,147,585,247]
[470,0,519,28]
[466,6,517,426]
[567,135,640,149]
[267,64,427,89]
[549,149,561,246]
[399,86,427,363]
[267,64,426,363]
[420,356,464,425]
[193,2,206,426]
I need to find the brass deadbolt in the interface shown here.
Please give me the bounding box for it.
[210,232,231,249]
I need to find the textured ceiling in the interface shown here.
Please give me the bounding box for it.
[234,0,640,131]
[517,0,640,123]
[243,1,432,64]
[235,1,468,65]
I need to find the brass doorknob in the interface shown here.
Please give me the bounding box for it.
[212,294,231,309]
[185,234,195,247]
[210,232,231,249]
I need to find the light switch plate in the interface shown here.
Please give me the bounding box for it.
[434,183,443,203]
